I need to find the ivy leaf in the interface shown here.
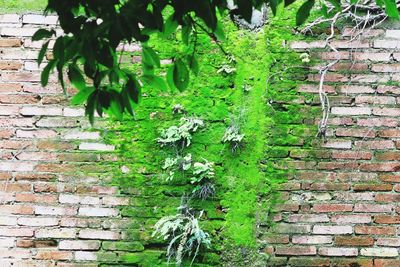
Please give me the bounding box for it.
[167,65,176,90]
[38,41,49,66]
[68,64,86,91]
[296,0,315,26]
[32,29,54,41]
[384,0,400,18]
[173,59,189,91]
[71,86,95,105]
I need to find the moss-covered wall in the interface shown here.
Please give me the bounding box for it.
[103,6,316,266]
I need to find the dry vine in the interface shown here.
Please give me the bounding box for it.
[301,0,390,137]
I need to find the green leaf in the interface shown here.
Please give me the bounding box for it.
[296,0,315,26]
[68,64,86,91]
[142,45,160,68]
[109,92,123,120]
[182,24,192,45]
[236,0,253,22]
[270,0,281,15]
[187,54,199,76]
[85,91,98,125]
[384,0,400,18]
[163,15,179,36]
[38,41,49,66]
[32,29,54,41]
[142,74,168,91]
[41,60,56,87]
[173,59,189,91]
[126,76,141,103]
[284,0,297,7]
[376,0,384,7]
[71,86,95,105]
[166,65,176,90]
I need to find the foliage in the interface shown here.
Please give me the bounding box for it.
[157,117,204,149]
[152,200,211,266]
[191,159,216,200]
[35,0,397,123]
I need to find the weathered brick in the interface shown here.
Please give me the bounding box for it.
[331,107,371,116]
[17,217,58,226]
[331,214,371,224]
[292,235,332,244]
[318,247,358,257]
[313,225,353,235]
[78,229,120,240]
[375,259,400,267]
[275,246,316,256]
[35,251,73,260]
[59,240,101,250]
[361,248,398,257]
[313,204,353,213]
[376,238,400,247]
[355,226,396,235]
[35,228,77,239]
[288,214,329,223]
[335,236,374,247]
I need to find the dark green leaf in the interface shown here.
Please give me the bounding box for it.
[68,64,86,91]
[187,54,199,76]
[41,60,56,87]
[126,76,141,103]
[181,24,192,45]
[236,0,253,22]
[85,91,98,125]
[296,0,315,26]
[32,29,54,41]
[71,86,95,105]
[173,59,189,91]
[167,65,176,90]
[142,45,160,68]
[284,0,297,7]
[38,41,49,66]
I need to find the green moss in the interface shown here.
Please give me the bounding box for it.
[0,0,47,13]
[102,4,317,266]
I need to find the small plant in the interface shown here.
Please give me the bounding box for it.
[162,153,192,181]
[157,117,204,149]
[152,199,211,266]
[191,159,216,200]
[300,52,310,63]
[222,124,245,154]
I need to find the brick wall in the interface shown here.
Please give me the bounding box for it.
[0,14,130,266]
[266,27,400,266]
[3,12,400,267]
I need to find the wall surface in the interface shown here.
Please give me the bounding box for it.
[3,12,400,267]
[267,27,400,266]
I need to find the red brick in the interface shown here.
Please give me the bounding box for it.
[359,163,400,172]
[335,128,375,138]
[313,204,353,213]
[375,194,400,202]
[375,215,400,224]
[354,204,393,213]
[335,236,373,246]
[332,151,372,160]
[275,246,316,256]
[353,184,393,191]
[375,259,400,267]
[15,194,57,203]
[355,226,396,235]
[35,251,73,260]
